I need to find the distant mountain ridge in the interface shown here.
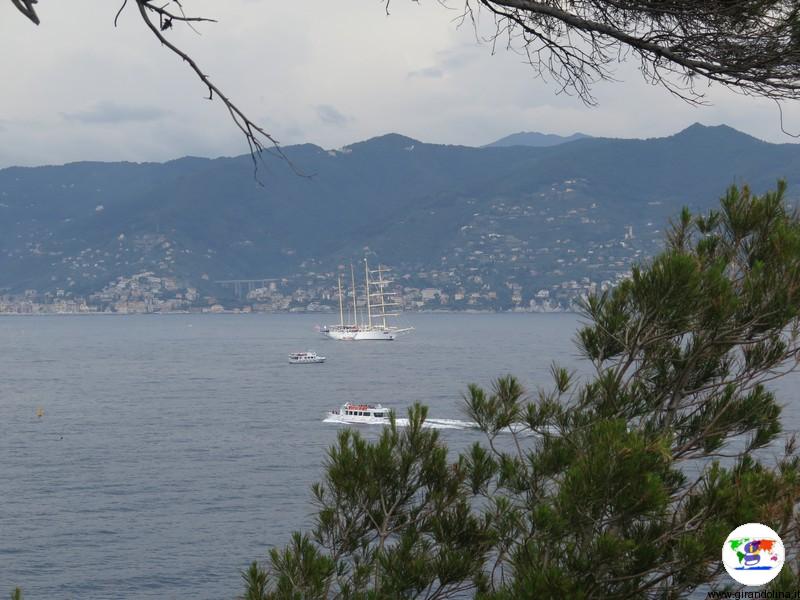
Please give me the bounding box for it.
[485,131,591,147]
[0,123,797,305]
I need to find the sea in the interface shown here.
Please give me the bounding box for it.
[1,313,798,599]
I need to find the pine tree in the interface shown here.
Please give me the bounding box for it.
[244,183,800,598]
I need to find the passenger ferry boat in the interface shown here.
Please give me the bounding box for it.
[288,351,326,364]
[328,402,389,422]
[321,259,413,341]
[324,403,479,430]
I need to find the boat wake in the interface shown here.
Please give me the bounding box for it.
[323,414,477,430]
[323,414,539,435]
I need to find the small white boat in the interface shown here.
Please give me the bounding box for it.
[327,402,389,422]
[324,404,547,433]
[289,351,326,364]
[324,405,479,430]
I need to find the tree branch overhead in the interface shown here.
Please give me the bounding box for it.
[476,0,800,104]
[9,0,296,180]
[9,0,800,163]
[11,0,38,24]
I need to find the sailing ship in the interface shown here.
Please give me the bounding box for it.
[321,259,413,341]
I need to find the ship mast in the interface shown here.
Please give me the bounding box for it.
[369,264,400,329]
[350,264,358,327]
[378,264,387,329]
[337,274,344,327]
[364,258,373,328]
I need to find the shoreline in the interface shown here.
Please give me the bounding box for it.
[0,308,580,317]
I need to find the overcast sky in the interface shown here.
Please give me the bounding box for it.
[2,0,799,168]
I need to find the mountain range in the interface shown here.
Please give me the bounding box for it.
[0,123,797,303]
[484,131,590,147]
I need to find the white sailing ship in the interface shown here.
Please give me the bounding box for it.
[321,259,413,341]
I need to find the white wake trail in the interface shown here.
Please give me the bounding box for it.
[323,415,477,430]
[323,415,542,435]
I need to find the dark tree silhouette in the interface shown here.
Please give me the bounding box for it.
[9,0,290,174]
[11,1,800,153]
[243,183,800,598]
[468,0,800,106]
[10,0,37,24]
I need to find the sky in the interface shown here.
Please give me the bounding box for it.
[2,0,800,168]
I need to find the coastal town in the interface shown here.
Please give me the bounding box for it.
[0,177,658,316]
[0,266,631,315]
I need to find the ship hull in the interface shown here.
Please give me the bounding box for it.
[322,327,395,341]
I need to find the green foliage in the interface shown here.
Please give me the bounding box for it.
[10,589,22,600]
[245,183,800,598]
[240,562,268,600]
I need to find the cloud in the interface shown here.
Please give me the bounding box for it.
[408,67,444,79]
[316,104,352,127]
[61,101,171,125]
[2,0,800,167]
[437,45,483,71]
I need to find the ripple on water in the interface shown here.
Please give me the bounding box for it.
[2,313,797,599]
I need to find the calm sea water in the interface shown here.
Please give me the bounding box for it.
[1,313,797,599]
